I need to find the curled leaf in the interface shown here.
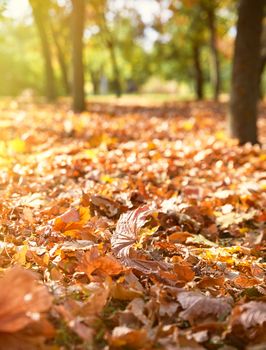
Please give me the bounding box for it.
[177,291,232,324]
[230,301,266,329]
[111,206,168,273]
[227,301,266,344]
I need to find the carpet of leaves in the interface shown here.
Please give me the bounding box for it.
[0,100,265,350]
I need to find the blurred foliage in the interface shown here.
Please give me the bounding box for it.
[0,0,239,98]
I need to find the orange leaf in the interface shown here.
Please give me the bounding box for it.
[0,266,52,332]
[78,247,124,278]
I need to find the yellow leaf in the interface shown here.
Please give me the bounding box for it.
[13,245,28,266]
[100,174,115,183]
[79,206,91,224]
[215,131,226,140]
[8,138,26,153]
[84,148,99,160]
[0,141,6,157]
[43,253,50,266]
[135,226,159,249]
[182,121,194,131]
[259,153,266,161]
[62,229,81,238]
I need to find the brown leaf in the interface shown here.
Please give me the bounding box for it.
[111,205,153,255]
[0,266,53,333]
[58,207,80,223]
[227,301,266,345]
[0,331,50,350]
[177,291,232,324]
[109,326,149,349]
[111,205,168,273]
[173,261,195,283]
[90,194,121,218]
[233,274,260,288]
[168,231,193,243]
[111,282,143,301]
[56,281,109,341]
[78,246,124,279]
[196,275,225,290]
[230,301,266,329]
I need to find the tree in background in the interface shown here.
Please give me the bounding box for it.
[259,18,266,99]
[186,4,206,100]
[29,0,56,101]
[48,1,71,95]
[0,0,252,105]
[89,0,122,97]
[228,0,265,144]
[200,0,221,101]
[71,0,85,112]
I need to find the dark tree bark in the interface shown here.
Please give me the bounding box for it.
[228,0,265,144]
[259,21,266,99]
[192,42,204,100]
[29,0,56,101]
[206,5,221,101]
[50,19,70,95]
[71,0,85,112]
[259,55,266,99]
[89,69,100,95]
[108,41,122,97]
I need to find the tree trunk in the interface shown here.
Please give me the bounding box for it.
[108,42,122,97]
[192,42,204,100]
[206,6,221,101]
[89,69,100,95]
[29,0,56,101]
[50,19,70,95]
[71,0,85,112]
[228,0,264,144]
[259,21,266,99]
[259,54,266,99]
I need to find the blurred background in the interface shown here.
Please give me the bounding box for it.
[0,0,262,102]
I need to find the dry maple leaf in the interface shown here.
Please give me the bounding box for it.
[56,281,110,341]
[0,329,53,350]
[90,194,121,217]
[230,301,266,329]
[52,206,91,236]
[111,205,153,255]
[226,301,266,345]
[0,266,53,333]
[177,291,232,324]
[78,246,124,279]
[109,326,149,349]
[111,205,168,273]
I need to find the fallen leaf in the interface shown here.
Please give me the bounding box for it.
[230,301,266,329]
[78,246,124,279]
[109,326,149,348]
[0,266,53,333]
[177,291,232,324]
[173,261,195,283]
[111,205,169,273]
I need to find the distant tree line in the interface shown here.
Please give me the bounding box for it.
[0,0,265,143]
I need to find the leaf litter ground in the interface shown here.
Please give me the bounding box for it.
[0,100,265,350]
